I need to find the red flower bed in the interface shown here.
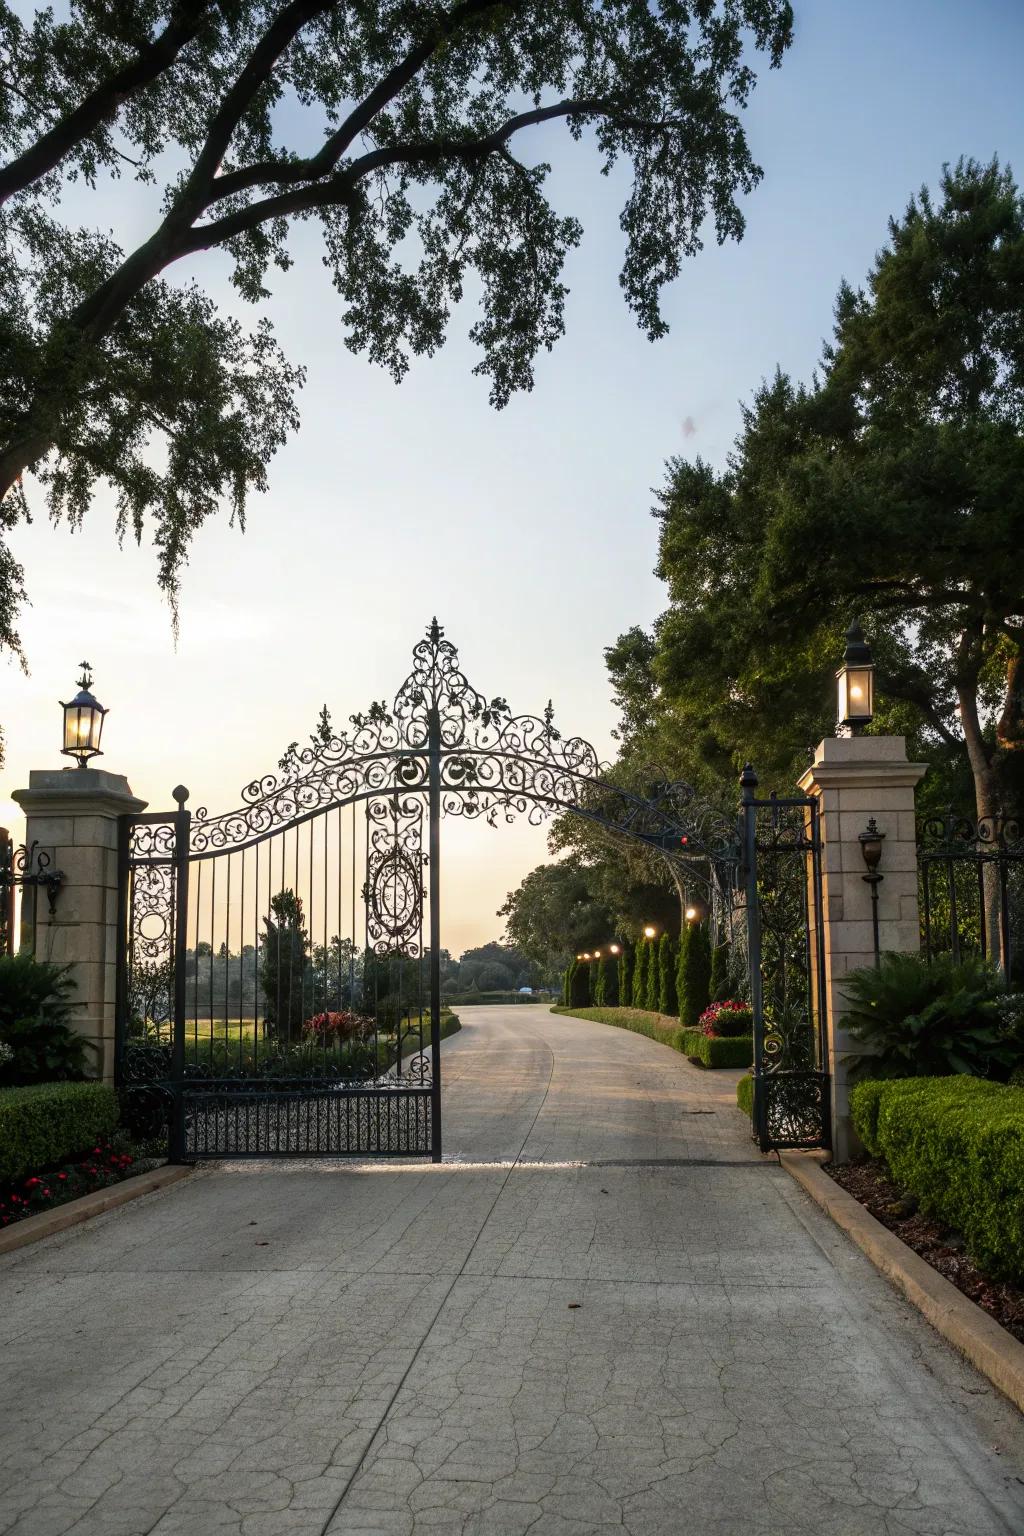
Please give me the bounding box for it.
[304,1010,372,1042]
[698,1000,753,1038]
[0,1141,137,1229]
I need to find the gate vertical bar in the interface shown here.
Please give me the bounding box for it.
[740,764,766,1152]
[808,797,831,1148]
[113,816,131,1085]
[169,787,191,1164]
[428,705,443,1163]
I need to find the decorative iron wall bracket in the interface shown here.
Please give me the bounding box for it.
[1,841,65,917]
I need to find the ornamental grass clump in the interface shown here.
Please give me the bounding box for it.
[699,1000,753,1038]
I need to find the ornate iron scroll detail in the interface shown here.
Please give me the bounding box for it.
[365,796,425,956]
[919,810,1022,855]
[0,840,65,923]
[184,619,739,864]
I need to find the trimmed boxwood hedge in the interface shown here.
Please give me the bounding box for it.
[850,1075,1024,1282]
[736,1073,754,1117]
[679,1030,752,1069]
[0,1081,119,1184]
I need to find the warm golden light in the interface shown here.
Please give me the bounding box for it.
[60,662,108,767]
[685,906,697,921]
[609,943,620,955]
[643,925,656,939]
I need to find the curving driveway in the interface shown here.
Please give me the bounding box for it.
[2,1006,1024,1535]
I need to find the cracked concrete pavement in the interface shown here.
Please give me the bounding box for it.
[2,1005,1024,1535]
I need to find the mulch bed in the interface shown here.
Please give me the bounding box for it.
[827,1158,1024,1346]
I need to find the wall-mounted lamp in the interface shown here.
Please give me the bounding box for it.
[858,817,886,963]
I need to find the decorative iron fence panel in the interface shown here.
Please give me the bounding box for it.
[741,771,830,1153]
[918,813,1023,983]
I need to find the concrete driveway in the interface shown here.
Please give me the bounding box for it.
[2,1005,1024,1535]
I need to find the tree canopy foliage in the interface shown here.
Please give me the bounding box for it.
[614,158,1024,819]
[0,0,792,659]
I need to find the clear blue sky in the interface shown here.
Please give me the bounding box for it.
[4,0,1023,951]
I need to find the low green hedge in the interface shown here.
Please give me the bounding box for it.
[850,1075,1024,1282]
[0,1081,119,1184]
[446,992,547,1005]
[551,1005,682,1048]
[679,1030,752,1069]
[736,1074,754,1117]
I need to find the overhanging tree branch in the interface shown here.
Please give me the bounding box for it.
[0,0,214,206]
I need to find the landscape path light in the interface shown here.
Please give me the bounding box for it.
[60,661,108,768]
[684,896,709,925]
[836,620,875,735]
[643,924,657,940]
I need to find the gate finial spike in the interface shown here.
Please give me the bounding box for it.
[428,617,442,644]
[172,784,190,807]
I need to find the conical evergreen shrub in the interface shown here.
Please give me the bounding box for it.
[710,941,731,1000]
[569,960,590,1008]
[600,953,619,1006]
[643,940,659,1011]
[632,940,648,1008]
[658,934,678,1016]
[679,923,712,1028]
[619,945,633,1009]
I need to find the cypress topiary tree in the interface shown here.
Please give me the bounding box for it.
[569,960,590,1008]
[632,940,648,1009]
[679,923,712,1028]
[644,940,660,1012]
[563,961,576,1006]
[710,941,731,1000]
[675,925,690,1019]
[600,953,619,1007]
[618,945,633,1010]
[658,934,678,1016]
[593,956,605,1006]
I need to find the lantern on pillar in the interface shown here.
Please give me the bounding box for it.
[836,621,875,735]
[60,662,108,767]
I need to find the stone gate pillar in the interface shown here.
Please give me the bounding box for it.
[797,737,927,1162]
[12,768,147,1082]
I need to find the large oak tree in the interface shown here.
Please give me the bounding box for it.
[625,159,1024,827]
[0,0,793,660]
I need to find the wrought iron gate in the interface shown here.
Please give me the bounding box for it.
[116,621,742,1162]
[740,767,830,1153]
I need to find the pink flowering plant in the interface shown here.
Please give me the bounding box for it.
[304,1010,372,1043]
[699,1000,753,1038]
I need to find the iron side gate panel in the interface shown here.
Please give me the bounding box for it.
[741,769,831,1153]
[117,785,439,1162]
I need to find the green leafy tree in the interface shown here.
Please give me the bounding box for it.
[0,953,89,1083]
[259,888,310,1041]
[657,934,677,1016]
[499,858,614,981]
[630,159,1024,822]
[678,923,711,1027]
[0,0,792,660]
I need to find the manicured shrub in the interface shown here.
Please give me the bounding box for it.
[618,945,633,1012]
[678,924,711,1029]
[632,941,648,1009]
[562,962,575,1006]
[657,935,677,1016]
[842,951,1012,1079]
[698,1000,753,1038]
[599,954,619,1007]
[0,1081,119,1183]
[0,954,91,1084]
[679,1029,752,1069]
[569,961,590,1009]
[736,1073,754,1117]
[848,1076,1024,1282]
[710,941,731,1001]
[644,940,660,1012]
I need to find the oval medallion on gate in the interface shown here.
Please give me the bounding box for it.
[371,848,421,944]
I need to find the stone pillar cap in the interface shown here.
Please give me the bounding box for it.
[13,767,147,816]
[798,735,927,795]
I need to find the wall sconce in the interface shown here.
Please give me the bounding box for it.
[859,817,886,963]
